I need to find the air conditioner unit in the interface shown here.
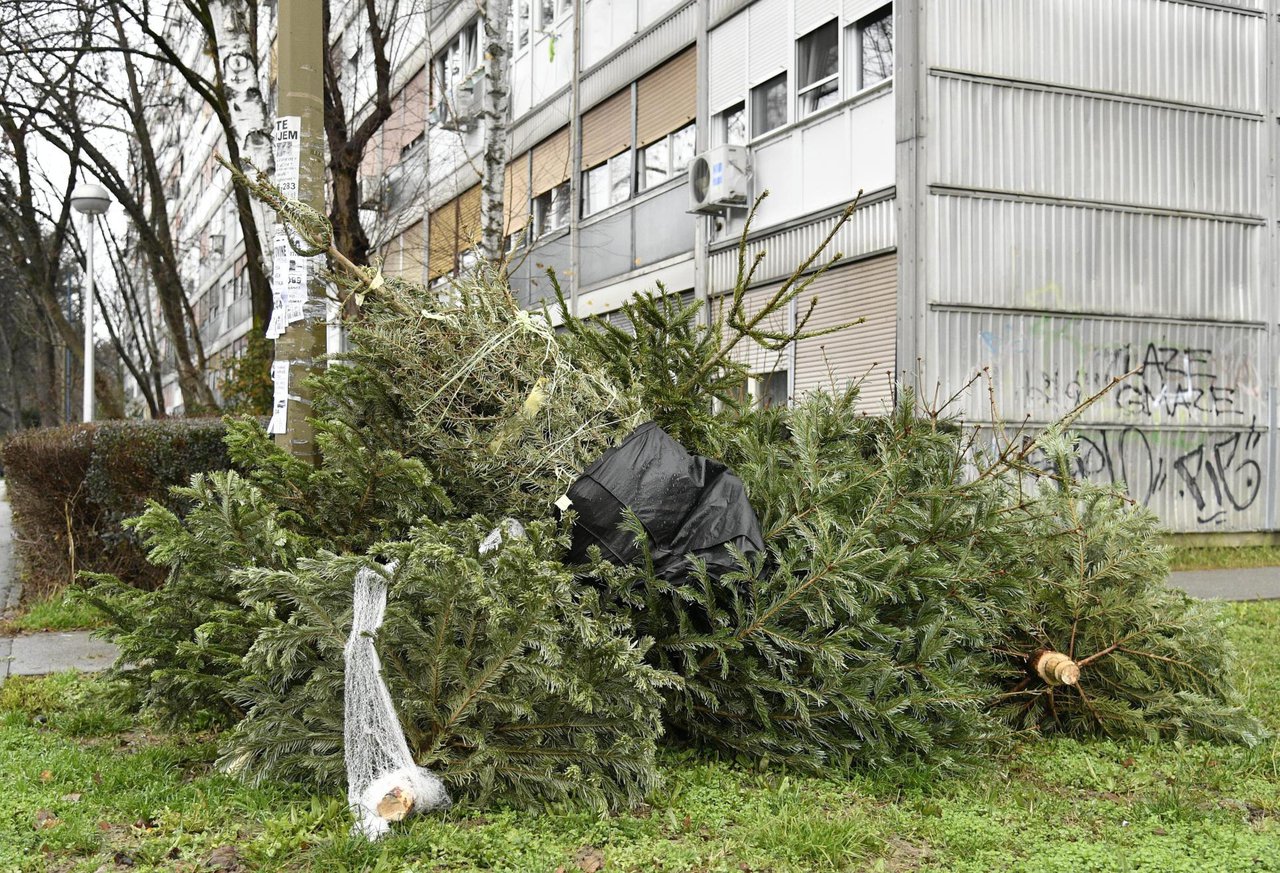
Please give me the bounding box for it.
[435,71,486,132]
[687,145,750,214]
[358,172,384,209]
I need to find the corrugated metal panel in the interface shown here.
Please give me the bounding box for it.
[927,194,1263,322]
[929,76,1263,217]
[930,0,1264,114]
[636,47,696,146]
[531,126,571,195]
[708,11,748,112]
[709,0,750,28]
[977,422,1269,532]
[708,195,897,291]
[794,0,834,36]
[580,2,696,111]
[794,254,896,412]
[581,88,633,168]
[505,152,531,233]
[931,310,1268,429]
[748,0,788,84]
[844,0,888,25]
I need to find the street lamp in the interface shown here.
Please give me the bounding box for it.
[70,183,111,422]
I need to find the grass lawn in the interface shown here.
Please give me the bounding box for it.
[2,602,1277,873]
[0,590,106,636]
[1168,546,1280,572]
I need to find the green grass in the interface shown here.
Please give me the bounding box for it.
[0,590,106,635]
[1168,545,1280,572]
[2,603,1278,872]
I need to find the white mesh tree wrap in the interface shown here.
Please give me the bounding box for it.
[345,562,450,839]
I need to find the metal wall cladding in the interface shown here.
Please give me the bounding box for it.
[580,2,696,110]
[977,422,1270,532]
[578,211,635,287]
[514,234,573,309]
[715,284,794,376]
[634,183,697,266]
[932,309,1269,430]
[793,253,897,412]
[510,92,572,157]
[709,0,751,28]
[708,195,896,292]
[927,194,1264,322]
[928,76,1264,217]
[929,0,1265,114]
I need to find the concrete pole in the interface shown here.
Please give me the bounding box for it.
[275,0,327,462]
[82,221,95,423]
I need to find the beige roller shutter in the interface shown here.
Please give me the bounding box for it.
[581,88,632,169]
[386,221,424,281]
[715,285,793,377]
[636,47,696,147]
[504,152,531,233]
[458,184,483,251]
[428,198,458,278]
[793,253,897,413]
[531,126,570,196]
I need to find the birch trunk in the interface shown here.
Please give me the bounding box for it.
[479,0,512,265]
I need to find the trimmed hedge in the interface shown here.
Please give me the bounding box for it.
[1,419,231,596]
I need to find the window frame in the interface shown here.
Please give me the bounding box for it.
[750,72,789,139]
[855,4,894,92]
[796,19,840,118]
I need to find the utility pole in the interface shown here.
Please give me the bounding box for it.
[272,0,328,462]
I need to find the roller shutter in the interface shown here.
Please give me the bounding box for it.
[505,152,531,233]
[708,12,747,112]
[581,88,632,169]
[531,126,571,195]
[387,221,424,280]
[427,197,458,278]
[458,184,483,252]
[793,253,897,413]
[636,47,696,147]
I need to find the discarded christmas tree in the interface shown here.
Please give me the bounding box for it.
[80,176,1263,826]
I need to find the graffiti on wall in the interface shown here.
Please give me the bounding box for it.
[1023,420,1266,527]
[965,310,1270,528]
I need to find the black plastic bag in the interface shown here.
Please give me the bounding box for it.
[564,422,764,582]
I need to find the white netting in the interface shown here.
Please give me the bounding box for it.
[344,562,450,840]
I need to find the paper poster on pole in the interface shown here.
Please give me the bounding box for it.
[266,225,289,338]
[273,116,301,202]
[267,360,290,434]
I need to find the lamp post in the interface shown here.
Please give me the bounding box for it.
[70,183,111,422]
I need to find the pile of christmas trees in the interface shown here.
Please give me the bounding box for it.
[81,199,1263,817]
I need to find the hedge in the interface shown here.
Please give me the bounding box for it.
[1,419,231,597]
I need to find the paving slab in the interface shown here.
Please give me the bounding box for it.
[5,631,118,678]
[1168,566,1280,601]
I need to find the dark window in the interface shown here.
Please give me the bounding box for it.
[859,6,893,89]
[722,102,746,146]
[751,73,788,137]
[798,20,839,115]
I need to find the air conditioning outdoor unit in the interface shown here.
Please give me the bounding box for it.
[687,145,750,214]
[435,70,486,132]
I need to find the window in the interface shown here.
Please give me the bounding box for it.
[638,123,696,192]
[751,73,787,137]
[432,20,480,110]
[859,5,893,89]
[533,181,569,236]
[584,151,632,216]
[721,102,746,146]
[515,0,530,49]
[755,370,789,409]
[537,0,555,31]
[797,20,839,115]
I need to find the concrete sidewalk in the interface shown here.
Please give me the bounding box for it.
[1168,566,1280,601]
[0,479,119,686]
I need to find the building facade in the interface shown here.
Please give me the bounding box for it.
[159,0,1277,535]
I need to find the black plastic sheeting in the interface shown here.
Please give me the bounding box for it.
[564,422,764,582]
